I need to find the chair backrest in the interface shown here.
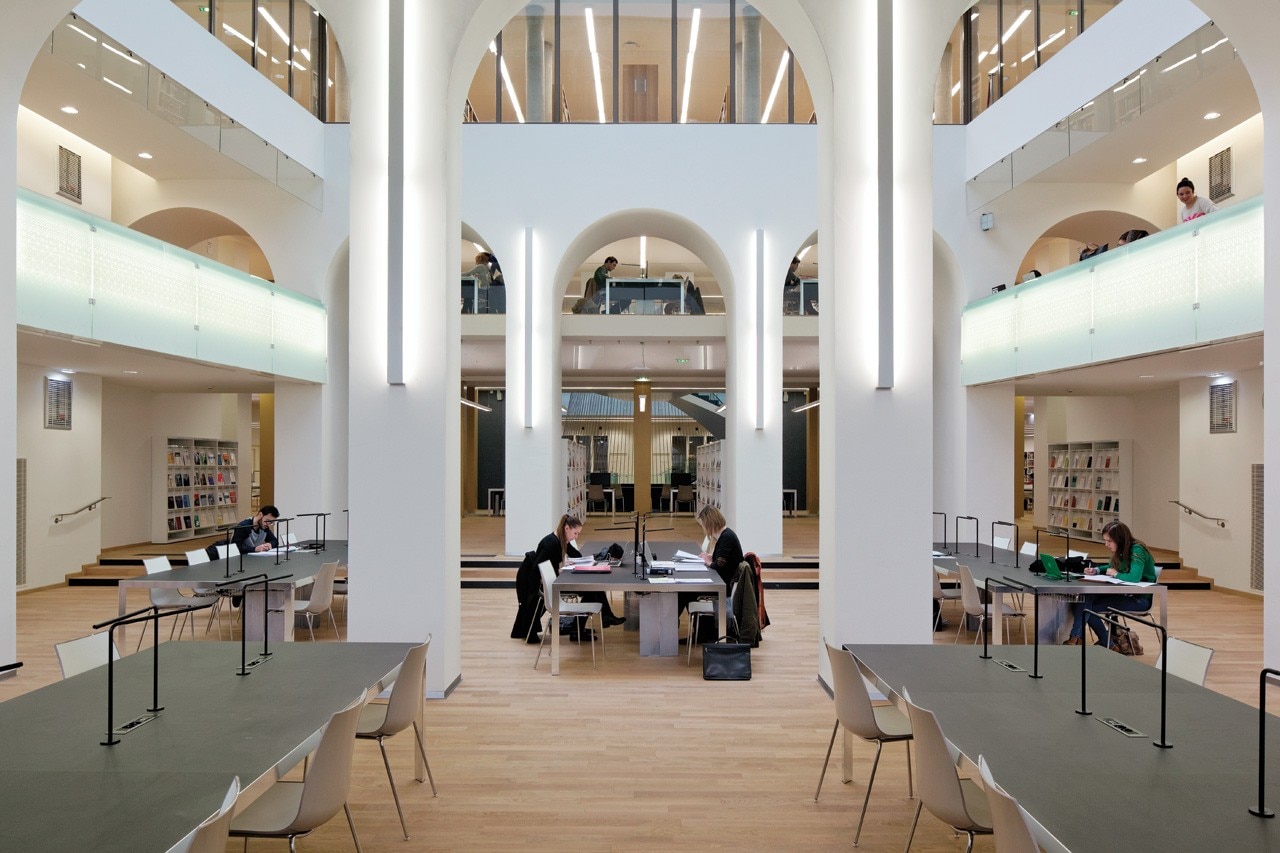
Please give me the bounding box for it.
[677,484,693,501]
[903,691,980,831]
[1019,541,1038,558]
[587,483,605,500]
[538,561,557,606]
[377,637,431,736]
[284,531,300,546]
[143,556,173,575]
[181,775,241,853]
[932,568,946,601]
[55,631,120,678]
[824,644,889,740]
[993,537,1011,552]
[957,565,984,617]
[1156,637,1214,685]
[184,548,211,566]
[977,756,1040,853]
[305,562,339,613]
[292,689,370,832]
[215,544,232,560]
[1068,549,1089,561]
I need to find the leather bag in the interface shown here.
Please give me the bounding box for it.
[702,639,752,681]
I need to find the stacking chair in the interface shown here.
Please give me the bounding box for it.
[177,776,240,853]
[586,483,609,514]
[992,536,1011,554]
[954,565,1026,645]
[903,690,992,853]
[932,568,961,629]
[1111,565,1163,651]
[1155,637,1214,685]
[1019,541,1038,561]
[977,756,1041,853]
[333,567,348,619]
[533,562,603,669]
[184,547,230,638]
[355,638,438,839]
[815,644,913,847]
[294,561,340,641]
[137,556,219,650]
[229,689,369,851]
[671,483,696,516]
[686,580,738,665]
[1067,549,1090,562]
[55,631,119,678]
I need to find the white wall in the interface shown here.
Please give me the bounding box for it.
[1179,370,1262,592]
[100,381,152,547]
[17,366,102,589]
[16,105,113,218]
[1172,112,1265,223]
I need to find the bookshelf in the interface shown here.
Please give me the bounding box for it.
[153,437,241,544]
[1023,451,1035,511]
[1045,440,1131,542]
[564,438,587,520]
[695,440,723,515]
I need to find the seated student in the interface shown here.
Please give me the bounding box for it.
[1063,520,1156,647]
[1117,229,1150,246]
[535,514,625,636]
[231,505,279,553]
[681,505,745,642]
[1079,242,1108,261]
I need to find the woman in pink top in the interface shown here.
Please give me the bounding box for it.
[1176,177,1217,223]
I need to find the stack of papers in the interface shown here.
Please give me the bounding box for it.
[248,545,298,555]
[566,556,594,565]
[1080,575,1156,587]
[674,550,704,562]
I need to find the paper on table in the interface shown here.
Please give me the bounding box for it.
[566,556,594,565]
[674,550,703,562]
[248,545,299,554]
[673,577,713,583]
[649,560,676,570]
[647,577,677,584]
[1080,574,1155,586]
[674,565,705,572]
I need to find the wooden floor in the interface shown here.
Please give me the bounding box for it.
[1,571,1265,851]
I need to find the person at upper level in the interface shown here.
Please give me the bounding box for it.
[1176,177,1217,224]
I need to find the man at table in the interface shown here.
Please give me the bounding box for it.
[232,505,280,553]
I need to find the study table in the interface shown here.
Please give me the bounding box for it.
[935,542,1167,645]
[117,541,347,646]
[550,542,726,675]
[0,641,415,852]
[845,643,1280,852]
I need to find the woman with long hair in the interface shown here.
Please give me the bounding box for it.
[1063,521,1157,647]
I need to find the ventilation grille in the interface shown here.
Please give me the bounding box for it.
[44,376,72,430]
[16,458,26,587]
[1209,382,1236,434]
[1250,463,1264,591]
[57,146,82,203]
[1209,147,1233,203]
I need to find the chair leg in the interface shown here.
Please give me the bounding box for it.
[411,720,438,795]
[328,607,340,639]
[903,800,924,853]
[814,719,839,800]
[533,613,550,669]
[343,801,363,853]
[904,740,913,798]
[852,739,884,847]
[376,737,410,839]
[307,613,315,642]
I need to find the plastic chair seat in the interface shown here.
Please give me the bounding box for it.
[871,704,912,740]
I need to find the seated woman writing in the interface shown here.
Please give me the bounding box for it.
[536,514,626,634]
[1063,520,1157,648]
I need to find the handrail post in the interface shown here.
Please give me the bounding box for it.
[933,512,947,551]
[1249,668,1280,817]
[1000,576,1041,678]
[991,520,1016,564]
[955,515,979,558]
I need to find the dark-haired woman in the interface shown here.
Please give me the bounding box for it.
[1064,521,1157,647]
[1176,177,1216,223]
[535,514,625,631]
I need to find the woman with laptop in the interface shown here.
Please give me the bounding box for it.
[535,514,626,630]
[1062,521,1157,648]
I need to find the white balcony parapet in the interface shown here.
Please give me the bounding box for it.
[16,188,327,383]
[960,195,1262,386]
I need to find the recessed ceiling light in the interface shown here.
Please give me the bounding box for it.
[1132,157,1148,164]
[675,358,690,364]
[1204,111,1221,120]
[137,152,153,160]
[59,368,76,374]
[1208,372,1225,377]
[122,369,139,375]
[1139,374,1155,379]
[60,105,78,115]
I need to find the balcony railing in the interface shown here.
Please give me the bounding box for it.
[960,195,1262,385]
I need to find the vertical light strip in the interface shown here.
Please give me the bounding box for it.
[523,226,534,428]
[760,50,789,122]
[755,228,765,429]
[585,7,606,123]
[490,41,526,123]
[386,0,405,385]
[679,7,701,123]
[639,235,647,276]
[876,0,894,389]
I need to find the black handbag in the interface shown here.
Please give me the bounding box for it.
[702,639,751,681]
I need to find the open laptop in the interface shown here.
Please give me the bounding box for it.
[1036,553,1086,578]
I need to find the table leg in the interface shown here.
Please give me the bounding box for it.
[551,591,561,676]
[1158,585,1168,631]
[717,588,727,642]
[638,593,679,655]
[117,583,129,650]
[991,587,1005,645]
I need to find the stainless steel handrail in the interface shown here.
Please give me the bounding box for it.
[53,496,111,524]
[1169,500,1227,528]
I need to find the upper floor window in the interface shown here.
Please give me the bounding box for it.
[467,1,814,124]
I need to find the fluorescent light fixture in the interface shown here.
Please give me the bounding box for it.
[715,404,726,413]
[1139,374,1154,379]
[1203,111,1221,120]
[950,81,962,96]
[761,50,790,123]
[585,8,606,123]
[1207,372,1224,378]
[791,399,820,413]
[639,235,647,273]
[472,242,486,253]
[1201,37,1228,54]
[638,394,647,413]
[489,41,525,123]
[679,7,701,123]
[461,397,493,412]
[291,60,308,72]
[298,47,312,61]
[137,152,153,160]
[1132,157,1148,164]
[223,23,267,57]
[122,369,139,375]
[103,43,142,66]
[67,23,98,43]
[60,106,78,115]
[1160,53,1197,74]
[59,368,77,375]
[1037,29,1066,52]
[257,6,291,43]
[102,77,133,95]
[1001,9,1031,44]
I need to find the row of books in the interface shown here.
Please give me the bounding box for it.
[1047,473,1122,490]
[1047,493,1121,510]
[166,512,230,532]
[166,449,238,466]
[1047,452,1122,470]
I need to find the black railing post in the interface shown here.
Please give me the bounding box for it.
[991,520,1016,564]
[1250,668,1280,817]
[933,512,947,551]
[955,515,979,558]
[1001,577,1041,678]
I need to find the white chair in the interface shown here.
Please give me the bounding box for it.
[294,561,340,641]
[284,531,300,546]
[1068,549,1090,561]
[1019,541,1038,560]
[903,689,993,853]
[977,756,1041,853]
[184,548,231,638]
[533,562,603,669]
[137,556,219,650]
[1155,637,1214,686]
[175,776,240,853]
[816,645,912,847]
[355,638,438,839]
[993,536,1011,553]
[933,568,961,630]
[954,565,1026,645]
[55,631,120,679]
[687,580,738,665]
[229,689,369,850]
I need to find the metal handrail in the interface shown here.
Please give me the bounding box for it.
[1169,500,1227,528]
[53,496,111,524]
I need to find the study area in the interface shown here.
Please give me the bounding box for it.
[5,0,1280,849]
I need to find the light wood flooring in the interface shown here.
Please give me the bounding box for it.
[2,567,1266,851]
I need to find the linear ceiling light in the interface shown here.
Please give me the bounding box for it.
[1160,53,1197,74]
[639,235,647,274]
[102,77,133,95]
[1001,9,1031,44]
[679,7,702,123]
[791,399,819,413]
[257,6,290,43]
[103,43,142,66]
[585,7,607,123]
[761,50,789,123]
[488,42,526,123]
[223,23,267,57]
[67,23,98,43]
[461,397,493,412]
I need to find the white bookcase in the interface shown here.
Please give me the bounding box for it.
[564,438,587,520]
[695,440,723,515]
[1045,439,1131,542]
[153,437,241,544]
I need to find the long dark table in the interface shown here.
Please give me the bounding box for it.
[0,640,413,852]
[118,541,347,645]
[846,643,1280,852]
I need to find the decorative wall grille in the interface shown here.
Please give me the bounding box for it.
[1209,381,1236,434]
[57,145,82,203]
[44,376,72,430]
[1251,463,1264,591]
[16,459,26,587]
[1209,147,1233,203]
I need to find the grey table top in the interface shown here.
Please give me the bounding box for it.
[0,640,410,853]
[846,643,1280,852]
[935,542,1160,597]
[559,541,724,593]
[121,541,348,589]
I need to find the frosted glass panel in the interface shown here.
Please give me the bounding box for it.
[16,196,93,337]
[1090,239,1195,362]
[1013,276,1092,375]
[1195,199,1264,341]
[196,270,275,371]
[960,296,1016,385]
[91,226,199,356]
[272,290,328,383]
